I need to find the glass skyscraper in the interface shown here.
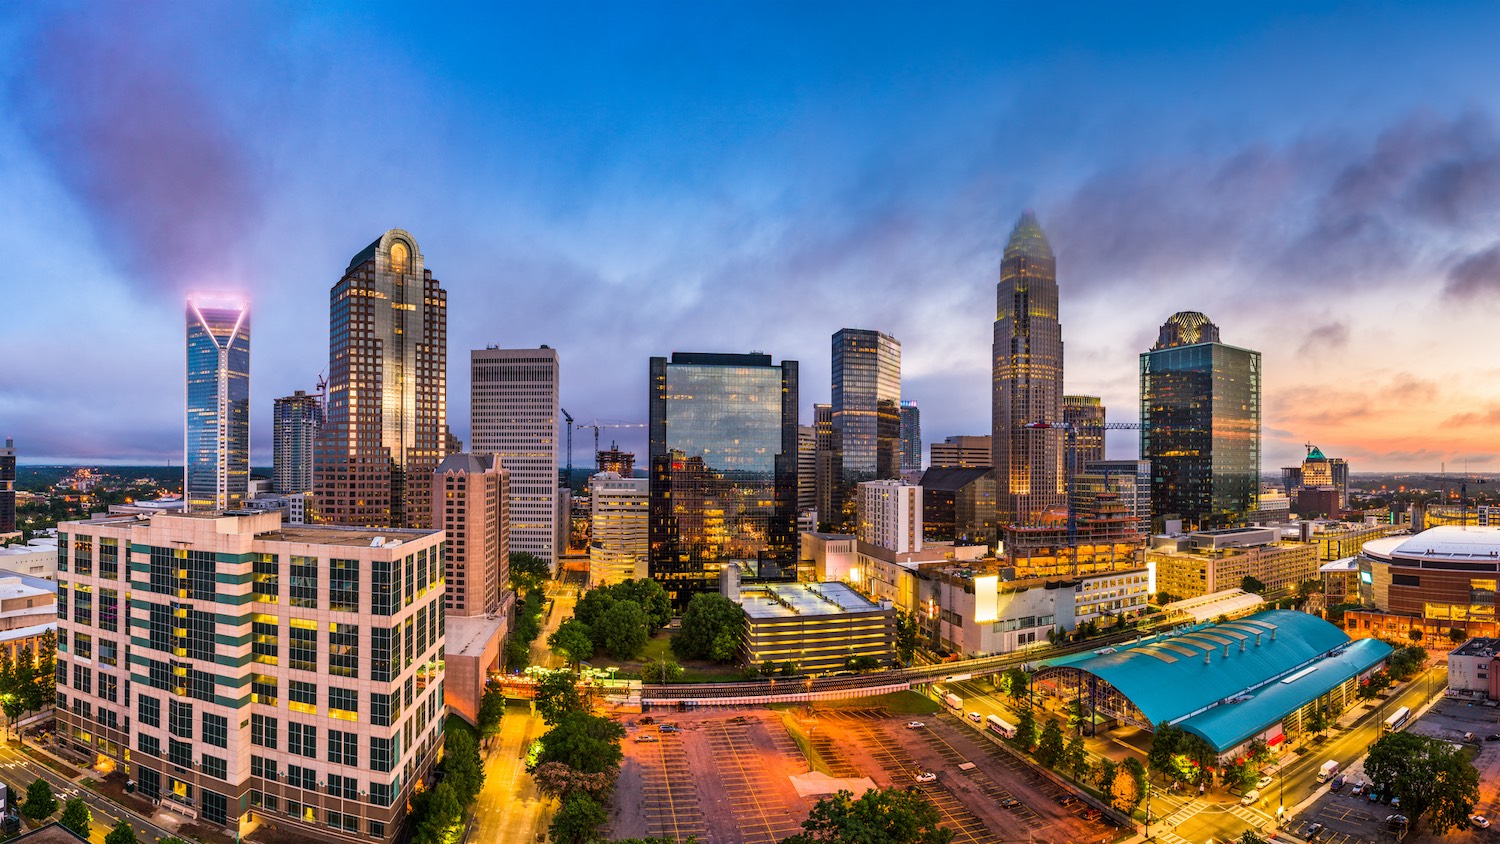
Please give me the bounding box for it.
[273,390,323,494]
[831,328,901,529]
[1062,395,1106,479]
[648,352,798,606]
[899,400,922,473]
[185,297,250,511]
[992,211,1065,526]
[1140,311,1261,529]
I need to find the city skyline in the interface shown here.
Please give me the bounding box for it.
[5,5,1500,471]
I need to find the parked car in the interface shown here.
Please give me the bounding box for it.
[1329,774,1346,791]
[1351,780,1366,796]
[1256,775,1273,790]
[1300,821,1324,840]
[640,716,655,724]
[635,734,659,743]
[659,724,679,733]
[967,711,982,723]
[914,772,937,783]
[1056,796,1081,807]
[1367,789,1380,803]
[1486,733,1500,741]
[998,797,1021,809]
[906,721,926,729]
[1472,815,1492,829]
[1386,814,1409,830]
[1240,789,1260,806]
[1082,808,1102,820]
[1390,795,1400,809]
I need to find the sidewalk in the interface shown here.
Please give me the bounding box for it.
[17,736,190,839]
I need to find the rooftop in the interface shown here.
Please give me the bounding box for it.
[1365,526,1500,561]
[446,615,507,658]
[740,581,885,619]
[1452,637,1500,658]
[919,466,993,492]
[1161,589,1265,623]
[257,524,441,547]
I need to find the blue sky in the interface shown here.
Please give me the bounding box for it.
[3,2,1500,471]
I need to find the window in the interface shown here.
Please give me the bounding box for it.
[138,767,161,801]
[290,680,317,713]
[99,589,119,632]
[290,621,318,672]
[148,603,173,653]
[372,559,396,615]
[58,533,68,572]
[371,627,394,683]
[291,556,318,608]
[328,729,357,766]
[188,667,215,703]
[187,550,216,601]
[99,537,119,580]
[202,789,227,825]
[74,535,93,576]
[369,782,393,807]
[73,664,92,695]
[147,659,171,691]
[371,692,392,727]
[253,553,279,603]
[252,674,279,706]
[261,792,278,813]
[404,553,415,607]
[289,722,316,758]
[253,616,279,666]
[329,624,358,678]
[202,754,227,781]
[252,755,278,781]
[287,764,317,791]
[327,773,358,800]
[169,700,193,739]
[138,733,160,758]
[330,558,359,613]
[186,610,215,662]
[57,584,66,620]
[138,695,161,728]
[98,672,118,703]
[202,713,228,748]
[73,584,92,626]
[251,714,277,749]
[73,632,92,659]
[329,687,358,719]
[168,738,191,768]
[416,606,428,656]
[371,735,395,773]
[370,821,385,839]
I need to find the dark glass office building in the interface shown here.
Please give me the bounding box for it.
[831,328,901,529]
[185,297,250,511]
[648,352,798,606]
[899,400,922,473]
[1140,312,1261,530]
[1062,395,1105,479]
[0,438,14,533]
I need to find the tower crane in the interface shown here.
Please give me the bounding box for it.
[577,420,647,470]
[561,408,574,485]
[1022,420,1146,545]
[1416,474,1488,526]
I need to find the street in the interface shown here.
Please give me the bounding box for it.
[0,741,177,844]
[464,708,551,844]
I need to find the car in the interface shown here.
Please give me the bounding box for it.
[659,724,679,732]
[1300,821,1324,840]
[1329,774,1346,791]
[1487,734,1500,741]
[1473,815,1492,829]
[1082,808,1102,820]
[1386,814,1409,830]
[1240,789,1260,806]
[998,797,1022,809]
[635,734,659,743]
[1351,780,1366,796]
[967,711,982,723]
[1256,775,1273,790]
[1056,795,1081,807]
[906,721,926,729]
[1390,795,1400,809]
[1367,789,1380,803]
[640,716,655,725]
[914,772,937,783]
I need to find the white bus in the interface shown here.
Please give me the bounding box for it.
[986,714,1017,739]
[1383,706,1411,734]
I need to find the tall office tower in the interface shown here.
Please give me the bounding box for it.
[930,435,993,468]
[1062,395,1106,479]
[314,230,447,529]
[1140,311,1261,529]
[813,404,837,525]
[857,479,922,553]
[0,438,14,533]
[992,211,1065,526]
[186,297,250,512]
[831,329,901,529]
[1280,466,1303,495]
[273,390,323,494]
[899,400,922,473]
[589,471,649,586]
[55,510,446,843]
[1075,459,1152,537]
[435,453,510,725]
[1297,446,1350,509]
[596,445,635,477]
[797,425,818,514]
[470,347,560,568]
[648,352,797,606]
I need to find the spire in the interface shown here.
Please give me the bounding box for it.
[1004,209,1054,261]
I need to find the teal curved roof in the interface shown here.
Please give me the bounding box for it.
[1039,610,1379,751]
[1307,446,1326,460]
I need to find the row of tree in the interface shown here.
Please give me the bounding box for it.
[0,630,57,735]
[530,672,628,844]
[21,777,178,844]
[408,722,487,844]
[551,579,673,664]
[1007,709,1148,814]
[670,592,744,663]
[1365,730,1479,834]
[505,553,553,670]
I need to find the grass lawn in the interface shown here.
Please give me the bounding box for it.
[588,630,746,682]
[808,691,940,715]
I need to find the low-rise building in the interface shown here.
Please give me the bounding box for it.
[732,581,895,675]
[857,480,922,553]
[1448,637,1500,698]
[800,532,856,582]
[1149,528,1319,600]
[0,537,59,579]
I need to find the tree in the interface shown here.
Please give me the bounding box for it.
[409,781,462,844]
[548,620,596,666]
[572,589,618,632]
[1296,579,1323,600]
[535,671,587,725]
[1305,707,1329,739]
[510,552,551,593]
[1238,832,1269,844]
[1449,628,1467,644]
[538,712,626,774]
[782,787,954,844]
[594,600,650,659]
[479,679,506,743]
[1034,719,1065,769]
[1064,734,1089,782]
[845,655,880,672]
[1014,708,1038,751]
[1001,668,1029,709]
[894,611,921,664]
[104,819,140,844]
[642,660,684,684]
[614,579,673,632]
[59,797,90,838]
[1365,731,1479,833]
[1147,721,1183,782]
[22,778,55,820]
[1408,626,1425,643]
[672,593,746,663]
[504,638,530,671]
[533,761,618,800]
[1111,766,1142,813]
[1241,576,1266,594]
[1155,591,1179,606]
[443,727,485,805]
[1066,699,1084,735]
[550,793,609,844]
[1095,758,1118,793]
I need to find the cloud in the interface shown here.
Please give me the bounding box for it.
[1297,321,1350,357]
[1445,243,1500,300]
[1444,405,1500,427]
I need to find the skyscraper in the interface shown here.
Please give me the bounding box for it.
[648,352,798,605]
[930,435,992,468]
[813,403,836,525]
[435,452,510,725]
[899,400,922,473]
[1062,395,1106,479]
[831,328,901,529]
[470,346,560,568]
[1140,311,1261,529]
[186,296,250,512]
[992,211,1065,526]
[0,437,14,533]
[273,390,323,494]
[589,471,649,587]
[797,425,817,514]
[314,229,447,529]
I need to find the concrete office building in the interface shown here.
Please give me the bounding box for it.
[1448,638,1500,698]
[813,404,836,528]
[1077,460,1151,536]
[590,472,649,587]
[1149,527,1318,600]
[732,581,895,675]
[55,510,446,843]
[801,532,856,582]
[857,479,922,554]
[273,391,323,495]
[930,435,993,469]
[899,401,922,473]
[797,425,817,515]
[186,298,250,512]
[436,453,510,726]
[470,347,561,568]
[315,230,448,530]
[0,536,58,578]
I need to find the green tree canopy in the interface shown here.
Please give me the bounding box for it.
[548,620,596,666]
[595,599,651,659]
[1001,668,1029,708]
[443,726,486,805]
[535,671,588,725]
[59,797,91,837]
[408,781,463,844]
[538,711,626,774]
[104,819,140,844]
[613,579,673,632]
[510,552,551,593]
[1365,731,1479,833]
[1014,708,1038,751]
[22,778,55,820]
[672,593,746,663]
[1034,719,1065,769]
[550,793,609,844]
[642,660,684,684]
[894,611,920,664]
[781,787,954,844]
[479,679,507,741]
[1240,575,1265,594]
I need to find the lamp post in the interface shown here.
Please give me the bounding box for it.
[1144,780,1152,841]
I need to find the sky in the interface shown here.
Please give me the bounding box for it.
[2,2,1500,472]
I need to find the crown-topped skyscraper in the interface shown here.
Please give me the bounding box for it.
[992,211,1066,526]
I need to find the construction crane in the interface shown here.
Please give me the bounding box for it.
[561,408,574,485]
[1023,420,1146,544]
[578,420,647,470]
[1417,474,1488,526]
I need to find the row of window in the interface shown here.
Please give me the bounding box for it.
[248,790,385,838]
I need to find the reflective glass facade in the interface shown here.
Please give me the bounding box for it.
[0,438,14,533]
[1140,312,1261,529]
[831,328,901,529]
[899,400,921,473]
[1062,395,1106,479]
[186,299,250,511]
[648,353,798,606]
[992,211,1065,525]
